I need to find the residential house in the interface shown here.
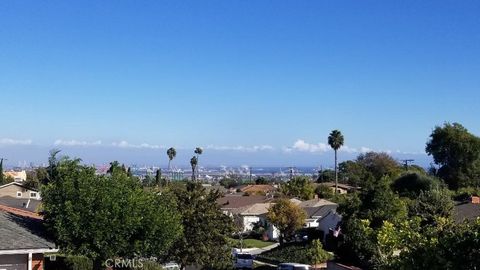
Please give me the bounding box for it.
[0,209,58,270]
[239,185,277,196]
[217,194,272,214]
[0,182,41,200]
[315,182,359,194]
[299,197,342,241]
[3,170,27,182]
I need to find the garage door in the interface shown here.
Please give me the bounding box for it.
[0,255,27,270]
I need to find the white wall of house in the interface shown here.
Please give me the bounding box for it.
[242,215,261,232]
[317,211,342,241]
[304,218,319,228]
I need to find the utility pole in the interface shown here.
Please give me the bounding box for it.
[401,159,414,171]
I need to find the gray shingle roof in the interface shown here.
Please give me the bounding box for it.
[0,211,55,251]
[454,202,480,223]
[0,196,42,213]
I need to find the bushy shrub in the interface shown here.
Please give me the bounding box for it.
[45,255,93,270]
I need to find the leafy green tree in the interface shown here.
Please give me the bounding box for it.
[328,130,344,194]
[393,218,480,270]
[267,198,306,245]
[107,160,120,174]
[307,239,333,267]
[356,152,402,182]
[314,184,334,199]
[255,176,268,185]
[409,189,453,225]
[391,173,442,198]
[426,122,480,189]
[338,160,368,186]
[167,182,234,269]
[316,169,335,183]
[155,169,165,187]
[42,157,182,269]
[281,176,315,200]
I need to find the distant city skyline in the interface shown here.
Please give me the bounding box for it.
[1,1,479,166]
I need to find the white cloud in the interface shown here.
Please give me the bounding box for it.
[287,139,330,153]
[0,138,33,145]
[206,144,274,152]
[284,139,382,155]
[360,146,373,153]
[54,139,102,146]
[111,141,163,149]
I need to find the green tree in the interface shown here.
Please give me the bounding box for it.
[307,239,333,268]
[328,130,344,194]
[155,169,164,187]
[107,160,120,174]
[168,182,234,269]
[391,173,442,198]
[426,122,480,189]
[255,177,268,185]
[316,169,335,183]
[42,157,182,269]
[338,160,368,187]
[356,152,402,182]
[314,184,334,199]
[281,176,315,200]
[409,189,453,225]
[266,198,306,245]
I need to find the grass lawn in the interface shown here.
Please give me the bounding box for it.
[230,238,276,249]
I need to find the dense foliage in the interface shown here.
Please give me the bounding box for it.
[426,122,480,189]
[281,176,315,200]
[42,154,182,269]
[267,198,306,245]
[167,182,235,270]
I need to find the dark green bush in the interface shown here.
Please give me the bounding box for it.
[45,255,92,270]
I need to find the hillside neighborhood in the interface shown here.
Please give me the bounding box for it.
[1,124,480,270]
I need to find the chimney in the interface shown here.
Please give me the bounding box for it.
[470,196,480,204]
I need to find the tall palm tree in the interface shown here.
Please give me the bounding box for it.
[194,147,203,181]
[328,130,344,194]
[167,147,176,181]
[190,156,198,182]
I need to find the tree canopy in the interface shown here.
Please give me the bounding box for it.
[281,176,315,200]
[41,155,182,269]
[426,122,480,189]
[267,198,306,245]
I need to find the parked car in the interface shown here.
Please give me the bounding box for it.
[277,263,310,270]
[234,253,254,269]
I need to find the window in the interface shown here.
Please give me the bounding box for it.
[16,191,22,197]
[30,192,37,198]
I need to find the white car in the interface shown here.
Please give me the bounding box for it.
[234,253,254,269]
[277,263,311,270]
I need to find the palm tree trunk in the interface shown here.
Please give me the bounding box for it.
[335,149,338,194]
[167,160,171,183]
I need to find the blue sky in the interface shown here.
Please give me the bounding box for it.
[0,0,479,167]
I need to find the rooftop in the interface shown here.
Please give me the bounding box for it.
[0,210,55,251]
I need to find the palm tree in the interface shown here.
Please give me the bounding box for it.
[194,147,203,181]
[328,130,344,194]
[190,156,198,182]
[167,147,177,182]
